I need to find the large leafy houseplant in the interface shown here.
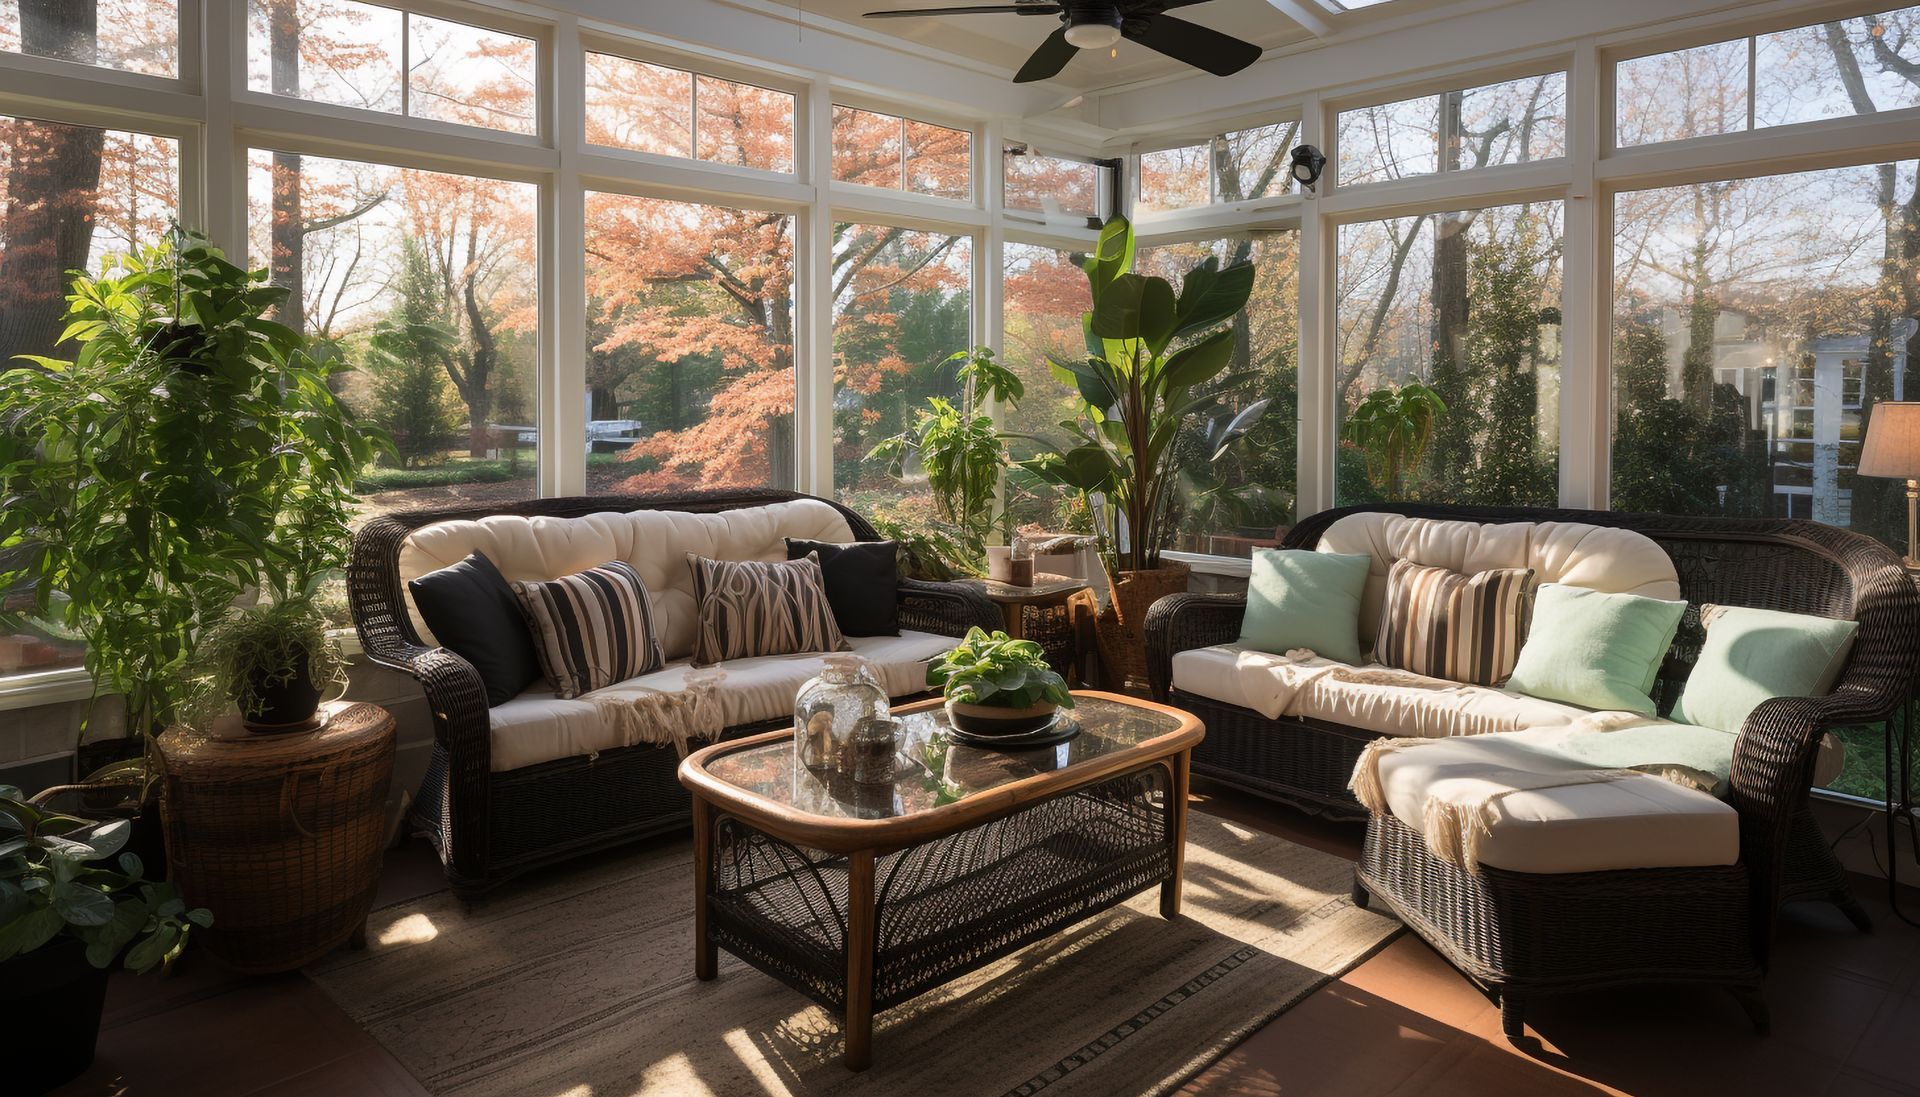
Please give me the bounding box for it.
[1021,215,1270,573]
[0,229,379,751]
[1342,380,1448,501]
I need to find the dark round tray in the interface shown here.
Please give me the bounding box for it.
[946,713,1080,750]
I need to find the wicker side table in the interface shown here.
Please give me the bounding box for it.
[966,574,1089,683]
[157,702,396,974]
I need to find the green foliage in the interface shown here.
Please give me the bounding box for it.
[867,346,1025,575]
[0,228,386,738]
[926,627,1074,710]
[1342,381,1448,501]
[182,601,345,727]
[0,787,210,974]
[363,242,460,468]
[1020,216,1269,572]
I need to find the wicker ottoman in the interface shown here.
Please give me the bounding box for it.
[158,702,396,974]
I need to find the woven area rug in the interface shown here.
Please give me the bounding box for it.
[308,812,1399,1097]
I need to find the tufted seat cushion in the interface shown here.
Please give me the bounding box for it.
[484,630,954,772]
[1317,513,1682,652]
[397,499,857,663]
[1370,731,1739,873]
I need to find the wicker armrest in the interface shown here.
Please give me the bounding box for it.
[896,578,1001,638]
[1144,592,1248,703]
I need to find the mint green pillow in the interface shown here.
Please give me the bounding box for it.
[1506,584,1686,715]
[1238,550,1372,666]
[1671,605,1858,733]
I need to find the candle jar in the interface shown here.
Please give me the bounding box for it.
[849,716,900,785]
[793,654,889,776]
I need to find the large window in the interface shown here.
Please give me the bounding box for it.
[584,52,794,173]
[1338,72,1565,186]
[1617,8,1920,147]
[830,225,973,517]
[831,107,971,200]
[0,0,176,77]
[1002,240,1091,530]
[1610,163,1917,544]
[247,0,537,134]
[0,114,179,677]
[583,194,796,493]
[1335,201,1564,506]
[245,150,540,518]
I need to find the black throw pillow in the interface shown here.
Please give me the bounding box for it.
[408,551,543,706]
[786,538,900,637]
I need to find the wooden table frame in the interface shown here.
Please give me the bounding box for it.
[681,691,1202,1070]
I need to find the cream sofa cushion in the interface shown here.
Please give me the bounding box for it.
[1171,643,1844,783]
[484,630,952,772]
[1372,731,1739,873]
[1317,514,1681,651]
[397,499,856,662]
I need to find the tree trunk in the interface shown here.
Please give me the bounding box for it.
[0,1,102,362]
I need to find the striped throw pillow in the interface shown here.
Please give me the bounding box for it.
[511,561,664,699]
[687,552,850,667]
[1375,559,1536,687]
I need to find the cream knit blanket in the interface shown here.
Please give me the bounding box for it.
[588,669,730,758]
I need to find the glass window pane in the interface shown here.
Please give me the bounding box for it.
[248,0,403,114]
[905,119,970,200]
[406,14,536,135]
[585,52,691,157]
[1336,95,1440,186]
[1138,232,1301,555]
[1336,201,1564,506]
[246,150,540,518]
[1137,143,1210,213]
[1616,40,1750,147]
[832,106,903,189]
[1003,150,1097,218]
[0,117,179,677]
[1002,241,1091,529]
[831,226,973,511]
[693,74,794,173]
[583,194,796,493]
[0,0,177,78]
[1756,10,1920,127]
[1458,72,1567,166]
[1215,121,1298,201]
[1610,163,1918,549]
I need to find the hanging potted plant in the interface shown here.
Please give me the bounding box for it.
[0,230,381,799]
[1341,380,1449,500]
[1020,215,1270,691]
[0,787,211,1094]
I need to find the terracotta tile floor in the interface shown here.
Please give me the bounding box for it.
[49,779,1920,1097]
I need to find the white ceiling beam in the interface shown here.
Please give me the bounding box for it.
[1262,0,1335,39]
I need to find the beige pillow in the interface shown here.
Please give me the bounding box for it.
[685,552,850,667]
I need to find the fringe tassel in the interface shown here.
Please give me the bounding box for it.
[590,669,730,759]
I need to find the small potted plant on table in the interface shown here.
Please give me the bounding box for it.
[0,788,210,1094]
[928,627,1075,743]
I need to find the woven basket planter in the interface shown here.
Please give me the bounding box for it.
[1095,562,1190,694]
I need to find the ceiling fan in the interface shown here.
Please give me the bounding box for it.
[862,1,1264,83]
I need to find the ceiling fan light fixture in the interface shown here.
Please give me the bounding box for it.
[1063,21,1122,50]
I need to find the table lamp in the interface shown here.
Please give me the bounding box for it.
[1859,401,1920,567]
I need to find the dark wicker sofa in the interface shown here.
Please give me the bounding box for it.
[1146,503,1920,1035]
[348,489,999,899]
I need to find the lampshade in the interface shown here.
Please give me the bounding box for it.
[1858,402,1920,479]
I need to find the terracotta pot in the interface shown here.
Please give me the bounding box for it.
[1094,562,1191,695]
[944,697,1060,736]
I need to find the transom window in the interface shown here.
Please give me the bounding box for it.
[584,51,795,173]
[830,106,971,200]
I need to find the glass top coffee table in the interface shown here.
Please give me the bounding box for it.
[678,691,1204,1070]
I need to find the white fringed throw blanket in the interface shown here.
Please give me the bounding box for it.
[588,669,730,758]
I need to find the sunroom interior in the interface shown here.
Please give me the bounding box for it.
[3,0,1920,1095]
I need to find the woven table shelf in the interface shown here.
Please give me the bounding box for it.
[158,702,396,974]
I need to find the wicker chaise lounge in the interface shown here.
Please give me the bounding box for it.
[348,489,999,898]
[1145,502,1920,1036]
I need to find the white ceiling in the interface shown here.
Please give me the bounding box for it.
[802,0,1326,91]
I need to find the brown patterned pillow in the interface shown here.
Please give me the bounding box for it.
[511,560,664,699]
[1375,558,1536,686]
[686,552,850,667]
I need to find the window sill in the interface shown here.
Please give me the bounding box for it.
[1161,550,1253,579]
[0,629,367,712]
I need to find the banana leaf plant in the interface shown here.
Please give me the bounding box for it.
[1018,216,1269,573]
[1342,380,1448,500]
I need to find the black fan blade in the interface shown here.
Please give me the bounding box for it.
[865,5,1060,15]
[1125,13,1263,77]
[1014,26,1077,83]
